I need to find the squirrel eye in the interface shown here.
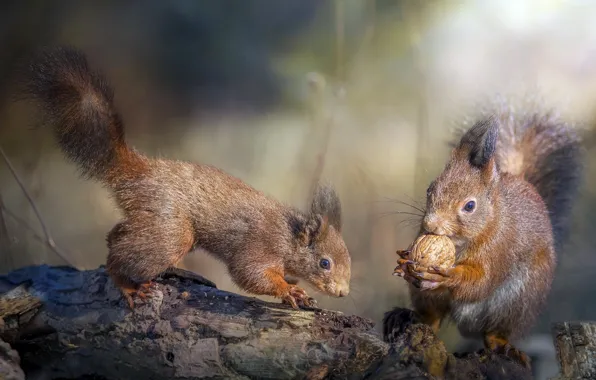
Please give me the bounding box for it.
[463,200,476,212]
[319,258,331,270]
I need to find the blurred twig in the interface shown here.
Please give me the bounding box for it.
[0,194,14,270]
[335,0,345,82]
[407,2,431,197]
[0,145,75,267]
[301,1,347,210]
[348,0,376,82]
[303,73,334,209]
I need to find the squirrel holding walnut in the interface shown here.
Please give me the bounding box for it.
[19,46,351,309]
[391,110,584,368]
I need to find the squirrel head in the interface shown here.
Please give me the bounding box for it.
[422,117,500,248]
[288,183,351,298]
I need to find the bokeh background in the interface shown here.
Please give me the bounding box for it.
[1,1,596,379]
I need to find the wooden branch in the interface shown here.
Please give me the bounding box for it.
[0,145,76,268]
[0,265,534,380]
[334,0,345,82]
[551,321,596,380]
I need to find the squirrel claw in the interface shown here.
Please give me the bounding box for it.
[139,281,158,291]
[393,258,415,277]
[281,295,299,309]
[392,267,405,277]
[137,281,157,299]
[396,258,416,270]
[120,281,158,309]
[282,285,314,309]
[300,296,317,308]
[396,249,411,259]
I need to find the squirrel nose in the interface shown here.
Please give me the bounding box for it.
[338,283,350,297]
[423,214,446,235]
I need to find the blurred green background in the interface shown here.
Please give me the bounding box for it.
[1,1,596,378]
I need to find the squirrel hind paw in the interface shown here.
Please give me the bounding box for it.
[119,281,158,310]
[484,334,532,370]
[494,344,532,369]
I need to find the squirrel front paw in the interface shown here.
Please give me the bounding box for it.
[395,249,411,259]
[392,257,415,278]
[281,285,317,309]
[397,262,454,291]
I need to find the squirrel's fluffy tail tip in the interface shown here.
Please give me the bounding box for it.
[18,45,132,182]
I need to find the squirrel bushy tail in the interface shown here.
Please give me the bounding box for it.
[458,111,584,249]
[21,46,145,184]
[496,112,583,248]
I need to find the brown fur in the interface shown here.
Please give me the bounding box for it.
[20,46,351,308]
[393,111,583,368]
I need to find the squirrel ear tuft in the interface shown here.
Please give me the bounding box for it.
[310,182,342,232]
[458,116,499,169]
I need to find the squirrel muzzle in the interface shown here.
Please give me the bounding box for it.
[422,214,448,236]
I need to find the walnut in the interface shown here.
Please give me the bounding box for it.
[409,234,456,269]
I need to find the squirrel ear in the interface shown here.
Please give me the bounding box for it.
[297,214,329,247]
[458,116,499,169]
[482,156,499,184]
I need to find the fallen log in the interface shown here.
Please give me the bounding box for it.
[0,265,533,379]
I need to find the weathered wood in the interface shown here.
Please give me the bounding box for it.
[551,321,596,380]
[0,336,25,380]
[379,307,533,380]
[0,284,43,344]
[0,265,533,380]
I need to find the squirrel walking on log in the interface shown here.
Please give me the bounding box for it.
[19,46,351,309]
[392,108,584,368]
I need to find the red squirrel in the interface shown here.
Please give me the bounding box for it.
[20,46,352,309]
[392,112,583,368]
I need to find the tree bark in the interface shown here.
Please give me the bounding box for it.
[0,337,25,380]
[551,321,596,380]
[0,265,533,380]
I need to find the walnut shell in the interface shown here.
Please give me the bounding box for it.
[409,234,456,269]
